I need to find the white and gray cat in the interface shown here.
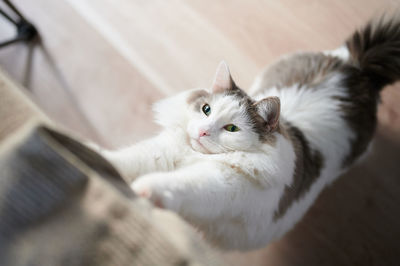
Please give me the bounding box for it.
[98,16,400,250]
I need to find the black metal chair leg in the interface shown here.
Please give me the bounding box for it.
[0,0,39,48]
[4,0,28,21]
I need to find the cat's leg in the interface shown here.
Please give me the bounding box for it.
[131,160,246,220]
[97,130,181,182]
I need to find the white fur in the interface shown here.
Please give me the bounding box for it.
[101,47,358,250]
[323,45,350,61]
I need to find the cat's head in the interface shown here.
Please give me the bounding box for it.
[186,61,280,154]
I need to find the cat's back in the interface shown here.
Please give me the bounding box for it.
[249,51,354,164]
[249,52,345,97]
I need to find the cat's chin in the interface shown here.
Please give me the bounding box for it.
[190,139,212,154]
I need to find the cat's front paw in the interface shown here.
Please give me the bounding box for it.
[131,174,181,211]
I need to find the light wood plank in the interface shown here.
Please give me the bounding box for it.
[0,0,164,148]
[67,0,258,91]
[186,0,399,67]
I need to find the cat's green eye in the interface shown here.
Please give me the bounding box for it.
[224,124,240,132]
[202,104,211,116]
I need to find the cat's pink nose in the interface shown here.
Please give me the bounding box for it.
[199,129,210,137]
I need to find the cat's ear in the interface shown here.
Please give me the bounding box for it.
[211,61,236,93]
[255,97,280,132]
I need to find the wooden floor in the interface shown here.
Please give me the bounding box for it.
[1,1,400,265]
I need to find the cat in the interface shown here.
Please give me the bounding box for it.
[99,16,400,250]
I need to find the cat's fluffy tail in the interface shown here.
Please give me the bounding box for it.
[346,15,400,90]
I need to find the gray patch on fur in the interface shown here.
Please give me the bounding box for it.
[273,123,324,221]
[252,53,345,94]
[224,86,278,142]
[187,89,210,112]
